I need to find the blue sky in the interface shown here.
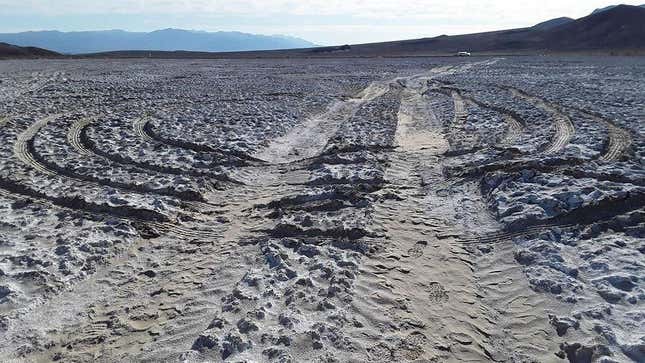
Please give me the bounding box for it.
[0,1,642,45]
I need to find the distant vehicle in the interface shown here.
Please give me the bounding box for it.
[456,51,471,57]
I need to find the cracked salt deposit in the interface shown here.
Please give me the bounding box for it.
[0,57,643,362]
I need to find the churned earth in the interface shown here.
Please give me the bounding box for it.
[0,57,643,362]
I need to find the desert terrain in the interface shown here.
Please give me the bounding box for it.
[0,56,643,362]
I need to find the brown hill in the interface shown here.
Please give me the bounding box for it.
[0,42,60,58]
[544,4,645,50]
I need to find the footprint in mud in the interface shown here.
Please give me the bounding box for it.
[449,332,474,346]
[427,282,449,303]
[436,188,452,197]
[394,331,428,360]
[407,240,428,258]
[367,343,395,362]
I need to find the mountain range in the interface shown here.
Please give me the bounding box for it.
[1,4,644,58]
[0,29,316,54]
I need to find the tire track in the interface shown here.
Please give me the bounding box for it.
[14,115,209,204]
[80,123,235,183]
[501,114,523,145]
[67,118,94,156]
[0,175,168,223]
[13,115,58,175]
[0,175,220,241]
[256,80,391,164]
[505,87,631,161]
[457,223,578,245]
[18,181,271,362]
[464,189,645,246]
[601,120,632,162]
[507,88,575,155]
[431,85,526,147]
[558,106,632,162]
[133,116,154,143]
[72,118,232,189]
[363,109,497,361]
[463,93,524,145]
[356,61,507,361]
[67,118,222,212]
[139,116,261,164]
[444,90,484,155]
[256,60,499,165]
[451,91,468,125]
[459,92,527,134]
[150,222,224,239]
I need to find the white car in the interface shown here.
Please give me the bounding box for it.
[456,51,471,57]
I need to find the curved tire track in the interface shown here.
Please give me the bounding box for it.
[0,175,168,223]
[601,121,632,162]
[67,118,94,156]
[466,190,645,245]
[501,114,523,145]
[461,92,525,146]
[16,115,207,202]
[139,117,261,165]
[68,118,221,211]
[13,115,58,175]
[80,123,235,183]
[134,116,154,143]
[507,87,631,161]
[562,108,633,162]
[507,87,575,155]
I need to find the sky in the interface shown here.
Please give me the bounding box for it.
[0,1,643,45]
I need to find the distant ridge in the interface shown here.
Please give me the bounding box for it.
[280,4,645,57]
[592,3,645,14]
[532,17,574,31]
[0,29,316,54]
[24,4,645,59]
[0,42,59,58]
[84,5,645,59]
[544,4,645,50]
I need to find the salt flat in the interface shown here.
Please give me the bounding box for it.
[0,57,643,362]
